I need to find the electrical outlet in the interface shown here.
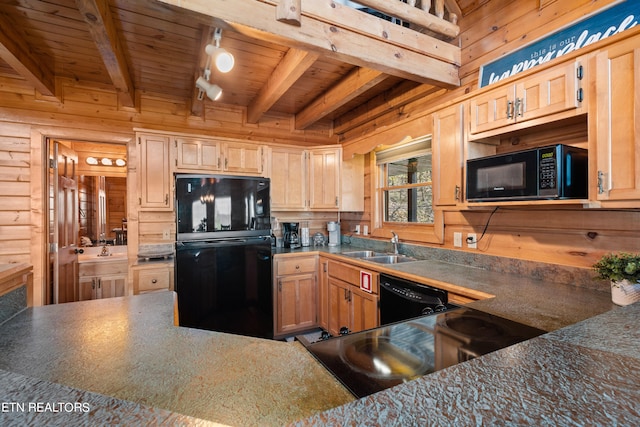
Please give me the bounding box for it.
[453,232,462,247]
[467,233,477,249]
[162,229,171,240]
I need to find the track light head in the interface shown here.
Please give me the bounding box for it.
[195,76,223,101]
[205,44,235,73]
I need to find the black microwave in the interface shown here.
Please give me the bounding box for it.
[466,144,588,202]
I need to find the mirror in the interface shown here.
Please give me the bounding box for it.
[78,175,127,245]
[63,140,127,246]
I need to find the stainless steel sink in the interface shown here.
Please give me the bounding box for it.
[362,255,417,264]
[341,250,386,258]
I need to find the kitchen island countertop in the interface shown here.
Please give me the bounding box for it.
[1,253,637,426]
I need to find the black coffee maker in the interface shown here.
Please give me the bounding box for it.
[283,222,301,248]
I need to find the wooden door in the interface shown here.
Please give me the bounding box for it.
[276,273,317,334]
[53,142,79,304]
[175,137,222,171]
[98,275,126,299]
[595,36,640,201]
[469,84,515,135]
[433,104,464,206]
[518,60,580,123]
[327,277,351,336]
[138,133,172,210]
[350,287,379,333]
[308,148,340,210]
[317,257,329,331]
[270,147,306,210]
[224,142,263,174]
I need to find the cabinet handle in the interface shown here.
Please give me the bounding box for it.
[506,100,513,119]
[225,158,228,169]
[344,288,348,301]
[217,158,221,169]
[92,279,96,290]
[597,170,605,194]
[164,194,169,205]
[515,97,523,117]
[278,280,282,292]
[455,185,461,201]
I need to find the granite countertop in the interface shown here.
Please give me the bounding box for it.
[0,292,354,426]
[0,250,634,426]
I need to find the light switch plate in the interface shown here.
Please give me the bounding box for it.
[453,232,462,247]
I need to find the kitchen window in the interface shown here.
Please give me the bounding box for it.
[373,136,443,244]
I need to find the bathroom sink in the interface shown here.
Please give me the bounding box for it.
[362,255,417,264]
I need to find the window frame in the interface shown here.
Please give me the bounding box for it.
[371,136,444,244]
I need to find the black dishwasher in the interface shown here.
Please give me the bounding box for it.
[379,274,459,325]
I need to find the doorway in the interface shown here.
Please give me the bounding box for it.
[46,138,127,305]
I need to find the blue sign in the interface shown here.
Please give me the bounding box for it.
[479,0,639,88]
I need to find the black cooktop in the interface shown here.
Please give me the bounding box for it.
[303,307,545,398]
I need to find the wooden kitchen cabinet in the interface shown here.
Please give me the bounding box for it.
[175,136,222,171]
[593,34,640,204]
[137,133,172,211]
[270,146,307,210]
[133,262,174,294]
[308,148,341,210]
[273,255,318,336]
[469,59,584,140]
[78,260,127,301]
[175,137,265,175]
[318,256,329,330]
[270,145,341,211]
[433,104,464,206]
[222,142,264,175]
[326,259,379,336]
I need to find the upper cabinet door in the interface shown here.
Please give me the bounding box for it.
[517,60,581,122]
[175,137,222,171]
[433,105,464,207]
[469,59,583,140]
[308,148,341,211]
[138,133,172,211]
[469,84,515,135]
[270,146,307,210]
[594,35,640,202]
[223,142,264,175]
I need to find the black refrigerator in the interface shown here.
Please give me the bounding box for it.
[174,174,273,339]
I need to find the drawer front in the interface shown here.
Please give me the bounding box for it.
[79,261,128,277]
[276,256,317,275]
[136,269,171,293]
[328,259,379,294]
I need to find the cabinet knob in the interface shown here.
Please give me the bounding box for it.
[295,265,300,270]
[151,279,157,284]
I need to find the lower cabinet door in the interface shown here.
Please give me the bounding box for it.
[328,277,351,337]
[350,287,379,333]
[98,275,126,299]
[277,273,317,335]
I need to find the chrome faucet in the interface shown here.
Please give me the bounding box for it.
[99,245,110,257]
[390,231,399,255]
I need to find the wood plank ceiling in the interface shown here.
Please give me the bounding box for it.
[0,0,464,136]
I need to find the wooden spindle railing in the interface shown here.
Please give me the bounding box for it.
[352,0,460,39]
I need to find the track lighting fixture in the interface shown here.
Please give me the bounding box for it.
[205,28,235,73]
[196,76,223,101]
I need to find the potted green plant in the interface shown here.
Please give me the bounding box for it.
[593,252,640,306]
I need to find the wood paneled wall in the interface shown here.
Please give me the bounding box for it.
[0,0,635,305]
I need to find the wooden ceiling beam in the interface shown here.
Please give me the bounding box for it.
[76,0,136,108]
[247,48,318,124]
[295,67,389,130]
[0,13,57,99]
[156,0,460,88]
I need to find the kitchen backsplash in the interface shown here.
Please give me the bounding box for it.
[345,235,608,292]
